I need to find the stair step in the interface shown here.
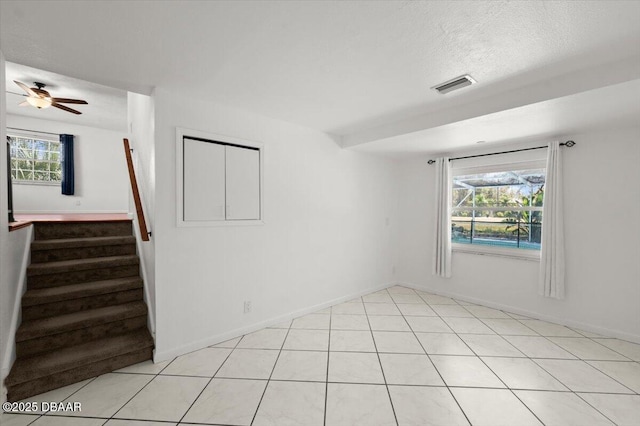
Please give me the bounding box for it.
[34,221,133,240]
[17,315,148,358]
[23,277,143,307]
[31,236,136,263]
[27,256,140,289]
[6,330,153,401]
[16,301,148,342]
[28,255,139,276]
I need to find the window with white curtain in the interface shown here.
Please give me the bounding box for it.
[451,160,546,259]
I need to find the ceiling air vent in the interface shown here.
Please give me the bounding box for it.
[432,74,476,94]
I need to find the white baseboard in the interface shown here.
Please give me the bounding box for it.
[153,283,391,362]
[396,281,640,344]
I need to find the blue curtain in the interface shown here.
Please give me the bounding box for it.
[60,134,74,195]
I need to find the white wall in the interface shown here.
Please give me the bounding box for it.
[127,92,156,332]
[152,88,399,359]
[7,114,129,213]
[396,127,640,342]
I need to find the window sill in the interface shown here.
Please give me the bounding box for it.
[12,180,61,187]
[452,243,540,261]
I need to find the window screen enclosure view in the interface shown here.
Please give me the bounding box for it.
[451,169,545,250]
[8,135,62,182]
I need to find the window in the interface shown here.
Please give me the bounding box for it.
[451,165,545,255]
[176,128,263,226]
[9,134,61,183]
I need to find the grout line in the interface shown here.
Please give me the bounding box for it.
[323,303,332,426]
[363,293,400,426]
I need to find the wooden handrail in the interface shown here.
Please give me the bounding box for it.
[123,138,150,241]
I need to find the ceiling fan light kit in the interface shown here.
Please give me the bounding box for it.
[14,80,88,115]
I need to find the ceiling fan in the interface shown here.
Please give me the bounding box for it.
[14,80,88,115]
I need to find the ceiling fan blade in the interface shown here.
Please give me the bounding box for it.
[19,101,29,107]
[52,103,82,115]
[51,97,88,105]
[14,80,39,97]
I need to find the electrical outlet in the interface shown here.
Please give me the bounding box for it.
[244,301,252,313]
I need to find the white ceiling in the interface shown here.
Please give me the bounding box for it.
[5,62,128,132]
[1,1,639,153]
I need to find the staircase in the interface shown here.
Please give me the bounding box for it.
[5,220,154,402]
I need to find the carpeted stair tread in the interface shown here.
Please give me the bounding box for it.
[22,277,143,307]
[27,255,139,276]
[16,301,148,342]
[5,329,153,386]
[31,235,136,250]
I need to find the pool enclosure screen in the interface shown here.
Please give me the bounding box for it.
[451,169,545,250]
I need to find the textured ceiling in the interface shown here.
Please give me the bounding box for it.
[1,1,639,152]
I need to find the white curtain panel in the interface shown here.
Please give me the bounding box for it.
[539,141,566,299]
[433,157,452,278]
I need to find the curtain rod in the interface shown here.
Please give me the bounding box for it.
[6,127,60,137]
[427,140,576,165]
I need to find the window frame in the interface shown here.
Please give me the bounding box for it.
[8,133,62,186]
[450,159,546,261]
[175,127,265,228]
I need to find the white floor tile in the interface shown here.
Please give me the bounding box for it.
[330,330,376,352]
[271,350,328,381]
[390,294,424,304]
[372,331,424,353]
[116,359,171,374]
[331,302,366,315]
[578,393,640,426]
[254,381,325,426]
[364,303,402,316]
[415,333,474,355]
[503,335,577,359]
[368,315,411,331]
[362,293,394,303]
[161,347,231,377]
[52,373,152,418]
[292,313,330,329]
[389,385,469,426]
[548,337,630,361]
[430,355,505,388]
[459,334,525,357]
[482,357,568,391]
[326,383,396,426]
[215,349,279,379]
[19,379,94,414]
[330,314,370,330]
[587,360,640,393]
[105,421,175,426]
[379,353,444,385]
[387,286,416,294]
[328,352,385,384]
[0,414,40,426]
[463,305,511,319]
[395,303,437,316]
[515,390,614,426]
[481,319,539,335]
[519,320,582,337]
[267,320,292,329]
[283,329,329,351]
[404,316,453,333]
[421,294,458,305]
[31,417,105,426]
[210,336,242,348]
[533,359,633,393]
[114,375,208,422]
[431,305,474,318]
[593,338,640,361]
[182,378,266,425]
[443,317,495,334]
[236,328,288,349]
[451,388,542,426]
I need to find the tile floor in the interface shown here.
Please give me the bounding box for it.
[3,285,640,426]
